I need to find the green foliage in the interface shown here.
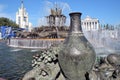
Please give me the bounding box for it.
[0,17,19,28]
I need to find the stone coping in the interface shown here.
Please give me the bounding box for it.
[10,38,65,40]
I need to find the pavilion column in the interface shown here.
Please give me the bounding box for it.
[94,22,95,30]
[87,22,89,30]
[92,22,94,30]
[89,22,91,30]
[97,22,99,30]
[90,22,92,30]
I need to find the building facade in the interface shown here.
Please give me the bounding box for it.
[81,16,99,31]
[16,1,32,32]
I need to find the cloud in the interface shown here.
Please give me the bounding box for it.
[0,4,5,12]
[0,4,6,16]
[0,4,14,20]
[0,13,9,17]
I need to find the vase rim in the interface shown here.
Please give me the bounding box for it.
[69,12,82,16]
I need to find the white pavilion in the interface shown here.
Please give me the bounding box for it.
[16,1,32,32]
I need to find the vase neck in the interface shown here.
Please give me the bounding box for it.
[69,12,82,34]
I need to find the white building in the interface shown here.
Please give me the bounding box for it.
[16,1,32,32]
[82,16,99,31]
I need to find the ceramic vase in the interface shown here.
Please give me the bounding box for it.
[58,12,96,80]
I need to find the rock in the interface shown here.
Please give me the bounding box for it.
[23,47,66,80]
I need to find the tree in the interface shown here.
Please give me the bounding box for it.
[0,17,19,28]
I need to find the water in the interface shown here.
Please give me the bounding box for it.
[0,41,40,80]
[83,29,120,51]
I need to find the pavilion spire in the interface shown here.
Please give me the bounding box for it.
[21,0,24,8]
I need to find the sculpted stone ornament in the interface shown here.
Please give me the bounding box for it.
[58,12,96,80]
[90,54,120,80]
[107,54,120,67]
[22,47,65,80]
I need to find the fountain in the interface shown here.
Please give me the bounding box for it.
[46,3,66,38]
[7,3,67,49]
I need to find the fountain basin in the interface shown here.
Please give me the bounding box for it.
[8,38,64,49]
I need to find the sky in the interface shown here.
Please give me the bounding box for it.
[0,0,120,27]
